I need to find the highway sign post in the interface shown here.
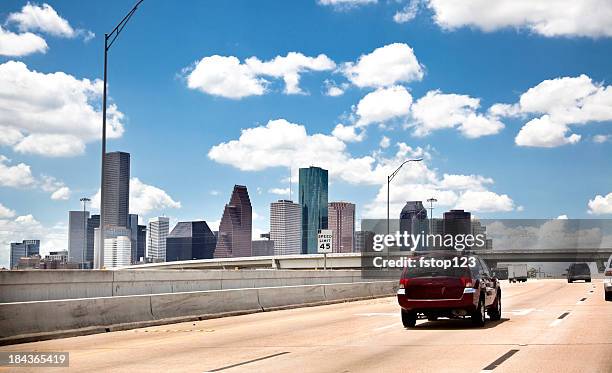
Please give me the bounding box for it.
[317,229,333,270]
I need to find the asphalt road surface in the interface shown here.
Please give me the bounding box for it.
[1,279,610,373]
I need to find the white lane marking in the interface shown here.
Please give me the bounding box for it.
[549,319,563,327]
[355,313,397,317]
[505,308,534,316]
[374,322,402,331]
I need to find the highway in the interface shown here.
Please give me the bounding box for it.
[1,279,610,373]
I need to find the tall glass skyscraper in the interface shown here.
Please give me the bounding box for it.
[299,167,328,254]
[68,210,89,264]
[270,199,301,255]
[166,221,217,261]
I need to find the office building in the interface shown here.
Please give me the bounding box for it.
[215,185,252,258]
[102,151,130,227]
[166,221,216,261]
[355,230,375,253]
[443,209,472,237]
[68,210,89,265]
[103,235,132,268]
[136,225,146,262]
[86,214,100,266]
[270,200,301,255]
[399,201,428,251]
[328,201,355,253]
[252,239,275,256]
[94,226,132,268]
[147,217,169,262]
[299,166,328,254]
[10,240,40,269]
[129,214,138,264]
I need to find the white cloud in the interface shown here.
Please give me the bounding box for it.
[186,52,335,99]
[492,75,612,147]
[246,52,336,94]
[410,90,504,138]
[324,80,348,97]
[91,178,181,217]
[40,175,71,200]
[332,123,365,142]
[0,203,16,218]
[8,2,76,38]
[0,61,124,157]
[0,26,47,56]
[50,186,70,200]
[355,85,413,127]
[557,214,568,219]
[515,115,581,147]
[593,134,610,143]
[426,0,612,38]
[269,187,291,196]
[0,155,36,187]
[379,136,391,148]
[394,0,420,23]
[588,192,612,215]
[208,118,515,216]
[454,190,514,212]
[0,156,71,200]
[342,43,424,88]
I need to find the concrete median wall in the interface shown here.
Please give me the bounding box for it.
[0,270,366,303]
[0,281,396,345]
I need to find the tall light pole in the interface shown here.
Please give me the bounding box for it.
[386,158,422,258]
[80,197,91,269]
[95,0,145,269]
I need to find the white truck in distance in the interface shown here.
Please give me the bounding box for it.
[508,264,528,283]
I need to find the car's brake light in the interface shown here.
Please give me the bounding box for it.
[460,276,473,288]
[399,278,409,288]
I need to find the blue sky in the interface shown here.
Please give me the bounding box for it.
[1,0,612,266]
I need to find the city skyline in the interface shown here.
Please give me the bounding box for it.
[1,1,612,267]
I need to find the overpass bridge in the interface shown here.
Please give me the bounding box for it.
[123,248,612,271]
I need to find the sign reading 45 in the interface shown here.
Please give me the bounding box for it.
[317,229,333,254]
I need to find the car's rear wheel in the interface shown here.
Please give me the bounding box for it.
[427,315,438,321]
[568,279,573,283]
[401,309,417,328]
[586,279,591,282]
[471,296,486,327]
[488,292,501,321]
[605,292,612,301]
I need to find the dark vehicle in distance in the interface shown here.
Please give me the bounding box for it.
[567,263,591,283]
[397,252,501,328]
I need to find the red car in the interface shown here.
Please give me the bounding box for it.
[397,252,501,327]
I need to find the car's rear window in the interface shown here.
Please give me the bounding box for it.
[570,264,590,274]
[402,257,473,279]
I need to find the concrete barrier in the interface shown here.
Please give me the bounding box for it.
[0,295,153,338]
[0,270,366,303]
[150,288,261,319]
[0,281,396,345]
[258,284,326,310]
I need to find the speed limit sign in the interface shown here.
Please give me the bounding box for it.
[317,229,333,254]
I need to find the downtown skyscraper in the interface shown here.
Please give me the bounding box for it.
[95,151,130,268]
[328,201,355,253]
[215,185,252,258]
[299,166,328,254]
[270,200,301,255]
[102,151,130,227]
[147,216,169,262]
[68,210,89,265]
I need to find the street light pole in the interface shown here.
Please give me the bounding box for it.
[386,158,422,259]
[95,0,145,269]
[80,197,91,269]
